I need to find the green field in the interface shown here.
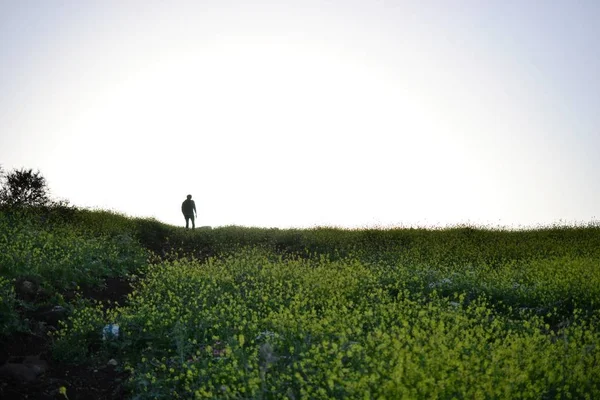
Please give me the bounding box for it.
[1,207,599,399]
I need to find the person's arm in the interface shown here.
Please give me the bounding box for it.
[193,201,197,216]
[181,202,185,214]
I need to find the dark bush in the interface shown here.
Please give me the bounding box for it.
[0,168,51,208]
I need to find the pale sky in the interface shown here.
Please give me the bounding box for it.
[1,1,599,228]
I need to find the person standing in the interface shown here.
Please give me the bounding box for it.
[181,194,197,229]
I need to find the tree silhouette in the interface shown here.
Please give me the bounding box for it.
[0,168,51,207]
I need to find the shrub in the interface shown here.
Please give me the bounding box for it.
[0,168,51,208]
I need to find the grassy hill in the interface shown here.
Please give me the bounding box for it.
[1,206,599,399]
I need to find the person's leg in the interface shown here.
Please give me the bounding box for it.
[185,215,190,229]
[191,215,195,229]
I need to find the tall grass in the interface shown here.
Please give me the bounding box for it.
[32,209,599,399]
[2,206,599,398]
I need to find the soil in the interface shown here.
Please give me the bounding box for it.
[0,277,134,400]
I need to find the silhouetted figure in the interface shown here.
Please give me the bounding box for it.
[181,194,197,229]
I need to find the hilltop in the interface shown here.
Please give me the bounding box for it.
[1,205,599,399]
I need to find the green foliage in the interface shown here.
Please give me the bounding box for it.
[155,224,600,265]
[56,244,600,399]
[1,191,599,398]
[0,276,22,335]
[0,208,148,293]
[52,299,108,363]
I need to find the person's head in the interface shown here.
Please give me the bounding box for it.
[187,194,192,200]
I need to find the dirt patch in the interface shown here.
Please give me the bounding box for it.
[66,277,134,306]
[0,358,128,400]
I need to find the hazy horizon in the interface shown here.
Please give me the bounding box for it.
[1,1,599,228]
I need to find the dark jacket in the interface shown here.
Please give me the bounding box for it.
[181,199,196,215]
